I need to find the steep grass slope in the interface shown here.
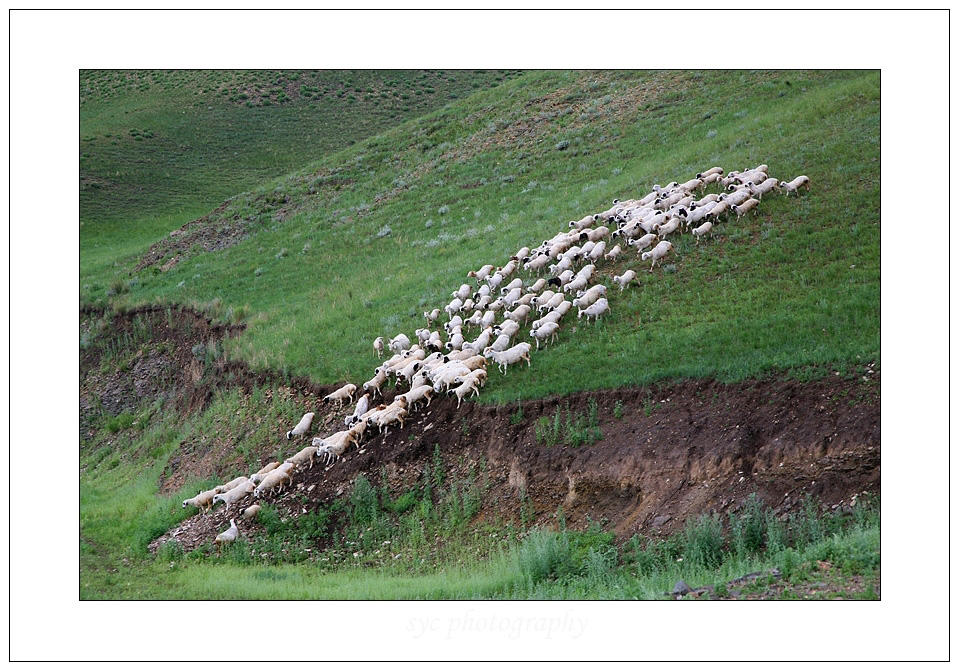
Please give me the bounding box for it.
[82,69,879,402]
[80,69,522,281]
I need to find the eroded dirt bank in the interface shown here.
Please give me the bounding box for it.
[79,306,879,553]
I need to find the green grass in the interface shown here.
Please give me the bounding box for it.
[80,69,880,599]
[80,69,522,283]
[82,69,879,401]
[82,467,879,599]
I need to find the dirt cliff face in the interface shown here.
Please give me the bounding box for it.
[80,307,879,553]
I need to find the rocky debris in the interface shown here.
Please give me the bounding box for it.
[671,568,783,600]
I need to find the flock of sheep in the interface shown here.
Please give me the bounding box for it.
[182,163,810,552]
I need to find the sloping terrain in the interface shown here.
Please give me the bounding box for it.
[80,69,880,599]
[81,307,879,556]
[80,69,522,281]
[82,70,879,403]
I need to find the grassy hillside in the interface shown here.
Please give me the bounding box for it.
[80,69,522,281]
[82,69,880,402]
[79,69,880,600]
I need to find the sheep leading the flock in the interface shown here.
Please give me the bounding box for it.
[781,175,811,195]
[182,489,217,514]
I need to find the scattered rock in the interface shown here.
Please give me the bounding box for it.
[671,580,691,597]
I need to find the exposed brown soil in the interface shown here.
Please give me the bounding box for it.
[80,305,879,557]
[133,202,251,273]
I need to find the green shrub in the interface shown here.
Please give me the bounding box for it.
[681,513,724,568]
[106,411,135,433]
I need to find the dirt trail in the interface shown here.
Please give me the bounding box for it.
[80,306,879,554]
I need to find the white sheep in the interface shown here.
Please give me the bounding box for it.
[654,217,681,237]
[696,166,723,179]
[242,504,261,521]
[464,327,494,353]
[445,332,465,352]
[638,211,667,234]
[731,198,760,219]
[527,278,547,293]
[314,430,360,463]
[493,319,522,340]
[604,244,623,261]
[691,193,720,207]
[445,298,464,317]
[749,178,780,198]
[577,297,609,322]
[286,412,315,441]
[467,264,495,283]
[252,462,281,478]
[641,240,674,271]
[691,220,714,243]
[549,256,573,275]
[684,201,716,228]
[485,332,513,353]
[182,489,217,514]
[524,254,551,272]
[539,292,566,314]
[423,308,441,326]
[628,233,658,254]
[214,476,250,494]
[285,444,319,470]
[701,172,722,187]
[485,342,531,374]
[388,333,411,353]
[373,337,385,357]
[613,269,637,291]
[573,284,607,309]
[781,175,810,195]
[399,384,435,411]
[564,275,588,294]
[212,479,255,511]
[569,214,598,230]
[530,310,563,331]
[588,240,607,261]
[452,283,472,302]
[554,300,573,318]
[324,384,357,406]
[530,321,560,349]
[582,226,611,243]
[370,404,408,436]
[501,287,523,306]
[473,294,491,311]
[720,188,752,207]
[363,368,388,398]
[449,378,480,408]
[505,304,532,324]
[501,278,523,295]
[706,200,730,220]
[254,468,292,498]
[452,368,488,389]
[214,519,238,555]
